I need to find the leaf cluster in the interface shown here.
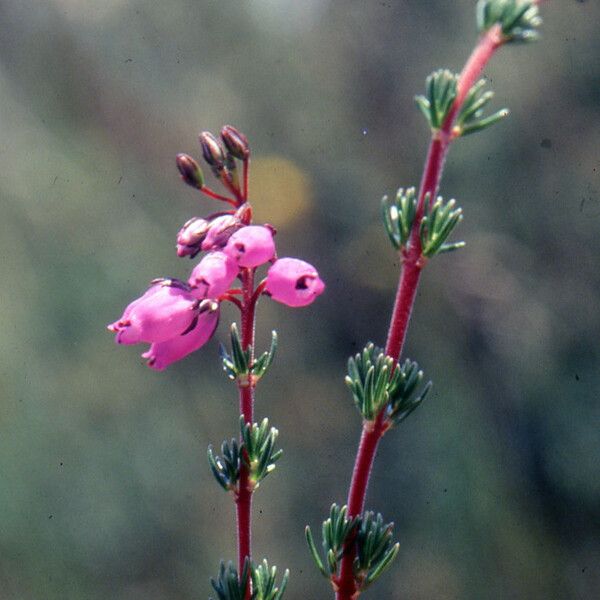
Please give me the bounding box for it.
[354,512,400,591]
[208,437,241,492]
[477,0,541,43]
[346,343,431,426]
[241,417,283,490]
[305,505,399,592]
[454,79,509,137]
[208,418,281,493]
[382,187,417,251]
[210,559,288,600]
[221,324,277,383]
[210,560,252,600]
[415,69,458,130]
[420,194,465,257]
[386,358,432,427]
[305,504,359,579]
[252,560,289,600]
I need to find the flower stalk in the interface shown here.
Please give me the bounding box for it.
[236,266,256,591]
[110,125,324,600]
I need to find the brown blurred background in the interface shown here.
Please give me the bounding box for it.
[0,1,598,598]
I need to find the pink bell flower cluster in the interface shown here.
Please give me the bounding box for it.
[108,129,324,370]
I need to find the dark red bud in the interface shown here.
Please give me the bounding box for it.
[199,131,225,168]
[221,125,250,160]
[176,154,205,189]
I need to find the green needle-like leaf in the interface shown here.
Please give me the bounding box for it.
[305,526,328,577]
[252,330,278,380]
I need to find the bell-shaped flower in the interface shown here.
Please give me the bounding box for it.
[265,258,325,307]
[107,280,200,345]
[224,225,275,268]
[142,300,220,370]
[188,251,238,299]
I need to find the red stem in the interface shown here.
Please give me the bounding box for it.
[221,169,245,205]
[236,267,256,596]
[242,158,250,201]
[200,185,238,206]
[335,26,504,600]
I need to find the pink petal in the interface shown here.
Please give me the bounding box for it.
[142,301,220,370]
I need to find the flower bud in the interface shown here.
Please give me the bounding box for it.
[176,217,211,258]
[142,300,220,370]
[223,225,276,268]
[199,131,225,168]
[188,251,238,299]
[265,258,325,307]
[176,153,204,189]
[221,125,250,160]
[201,214,243,251]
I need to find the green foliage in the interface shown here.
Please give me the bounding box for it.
[420,194,465,257]
[415,69,458,130]
[251,560,289,600]
[346,343,431,426]
[354,512,400,591]
[208,418,281,493]
[210,560,252,600]
[208,438,241,492]
[346,343,397,421]
[386,358,432,428]
[305,504,360,579]
[241,417,282,490]
[476,0,542,42]
[305,507,399,591]
[210,559,289,600]
[221,323,277,383]
[381,187,417,251]
[454,79,510,137]
[252,330,278,380]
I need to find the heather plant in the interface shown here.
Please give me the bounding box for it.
[108,1,545,598]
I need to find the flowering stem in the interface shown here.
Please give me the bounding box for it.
[335,26,504,600]
[236,266,256,597]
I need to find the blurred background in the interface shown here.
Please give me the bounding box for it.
[0,1,598,598]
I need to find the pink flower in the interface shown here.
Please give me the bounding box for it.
[142,300,220,370]
[265,258,325,307]
[188,251,239,299]
[224,225,275,268]
[107,280,200,345]
[201,215,242,251]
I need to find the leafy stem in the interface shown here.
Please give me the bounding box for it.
[335,19,517,600]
